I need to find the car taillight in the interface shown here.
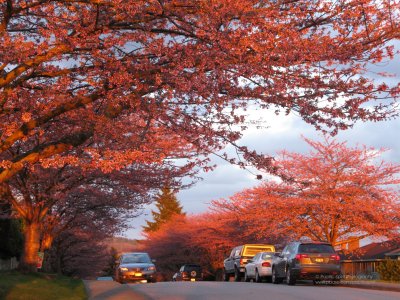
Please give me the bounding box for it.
[262,262,271,267]
[295,254,309,260]
[240,258,243,265]
[330,254,340,261]
[182,272,187,277]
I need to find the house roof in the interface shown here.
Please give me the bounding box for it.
[339,241,399,260]
[385,248,400,256]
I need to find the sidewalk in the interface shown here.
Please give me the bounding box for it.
[83,280,152,300]
[340,280,400,292]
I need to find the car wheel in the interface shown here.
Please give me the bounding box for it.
[286,268,296,286]
[244,270,251,282]
[272,268,282,284]
[222,270,230,282]
[234,267,241,282]
[255,270,262,283]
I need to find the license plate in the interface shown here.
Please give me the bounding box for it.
[315,258,324,263]
[134,273,142,277]
[190,278,196,282]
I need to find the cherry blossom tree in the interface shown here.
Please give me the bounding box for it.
[1,0,400,180]
[212,137,400,246]
[5,162,188,270]
[2,0,400,270]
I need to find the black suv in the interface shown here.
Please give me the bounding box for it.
[172,264,203,281]
[271,241,341,285]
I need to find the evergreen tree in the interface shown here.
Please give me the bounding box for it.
[143,187,185,233]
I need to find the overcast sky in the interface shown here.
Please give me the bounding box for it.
[126,44,400,240]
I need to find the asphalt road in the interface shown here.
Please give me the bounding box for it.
[129,281,400,300]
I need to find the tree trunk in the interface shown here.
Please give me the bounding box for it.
[19,222,40,272]
[41,249,53,273]
[55,242,62,274]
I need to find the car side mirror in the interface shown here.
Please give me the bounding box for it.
[152,259,156,263]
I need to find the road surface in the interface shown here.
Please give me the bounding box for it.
[127,281,399,300]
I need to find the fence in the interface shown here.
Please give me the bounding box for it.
[340,259,383,279]
[0,257,19,271]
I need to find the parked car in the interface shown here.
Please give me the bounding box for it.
[271,241,341,285]
[244,251,275,282]
[114,252,157,284]
[172,264,203,281]
[223,244,276,281]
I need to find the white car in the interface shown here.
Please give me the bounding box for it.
[244,252,275,282]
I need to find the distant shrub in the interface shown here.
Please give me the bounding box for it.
[102,247,119,276]
[376,259,400,281]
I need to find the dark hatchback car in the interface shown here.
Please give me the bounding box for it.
[172,264,203,281]
[114,252,157,283]
[272,241,341,285]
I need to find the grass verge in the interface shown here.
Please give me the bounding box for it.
[0,271,87,300]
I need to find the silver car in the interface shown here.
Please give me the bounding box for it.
[244,252,275,282]
[114,252,157,283]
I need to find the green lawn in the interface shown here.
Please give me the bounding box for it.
[0,271,87,300]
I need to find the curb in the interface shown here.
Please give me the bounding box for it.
[340,281,400,293]
[83,280,92,299]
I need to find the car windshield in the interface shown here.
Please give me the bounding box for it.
[299,244,335,254]
[183,265,202,272]
[261,253,273,260]
[121,253,151,264]
[244,246,274,256]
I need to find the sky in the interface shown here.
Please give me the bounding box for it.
[125,44,400,240]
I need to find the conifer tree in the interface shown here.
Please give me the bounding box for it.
[143,187,185,233]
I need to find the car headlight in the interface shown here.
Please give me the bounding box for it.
[147,266,156,271]
[119,267,128,272]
